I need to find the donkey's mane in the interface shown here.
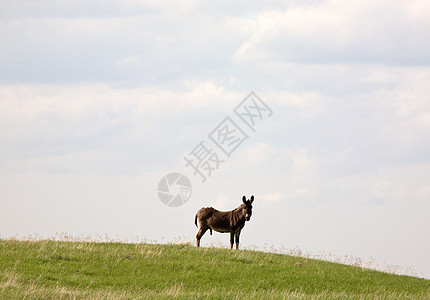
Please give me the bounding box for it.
[230,204,246,224]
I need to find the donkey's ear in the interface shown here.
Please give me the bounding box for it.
[250,195,254,203]
[242,195,246,203]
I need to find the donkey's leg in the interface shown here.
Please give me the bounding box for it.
[230,232,234,249]
[235,232,241,250]
[196,227,208,247]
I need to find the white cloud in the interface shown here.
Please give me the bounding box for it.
[233,143,274,170]
[288,188,311,199]
[360,70,399,84]
[257,192,286,205]
[0,3,252,85]
[234,0,430,65]
[213,194,236,210]
[0,82,242,175]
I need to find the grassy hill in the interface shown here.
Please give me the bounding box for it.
[0,239,429,299]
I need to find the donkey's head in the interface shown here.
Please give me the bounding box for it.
[241,195,254,221]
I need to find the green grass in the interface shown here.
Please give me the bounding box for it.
[0,239,429,299]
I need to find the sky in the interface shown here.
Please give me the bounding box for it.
[1,0,430,278]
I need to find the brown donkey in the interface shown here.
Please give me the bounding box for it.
[194,195,254,249]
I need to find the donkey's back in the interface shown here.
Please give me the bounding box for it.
[194,207,215,227]
[195,207,231,234]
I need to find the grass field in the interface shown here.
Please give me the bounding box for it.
[1,239,429,299]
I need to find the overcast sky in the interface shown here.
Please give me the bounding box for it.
[1,0,430,278]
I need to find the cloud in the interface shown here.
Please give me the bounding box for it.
[2,0,429,91]
[0,82,242,174]
[0,0,197,19]
[0,2,251,85]
[213,194,235,210]
[232,143,274,170]
[256,192,286,205]
[234,0,430,65]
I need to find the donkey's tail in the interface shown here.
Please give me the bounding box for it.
[194,214,198,228]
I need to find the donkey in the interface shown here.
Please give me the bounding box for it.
[194,195,254,249]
